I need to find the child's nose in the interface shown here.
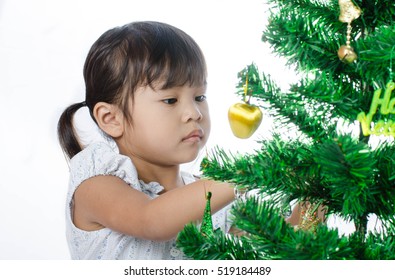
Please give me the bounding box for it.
[182,103,203,122]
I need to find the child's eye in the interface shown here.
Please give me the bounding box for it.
[163,98,178,104]
[195,95,207,102]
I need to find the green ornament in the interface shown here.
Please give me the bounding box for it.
[200,191,214,237]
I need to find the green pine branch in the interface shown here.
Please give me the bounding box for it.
[261,1,395,114]
[364,227,395,260]
[178,196,395,260]
[178,196,356,260]
[201,135,325,205]
[262,0,341,74]
[356,25,395,89]
[201,133,395,235]
[177,223,261,260]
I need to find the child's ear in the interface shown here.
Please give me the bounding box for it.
[93,102,124,138]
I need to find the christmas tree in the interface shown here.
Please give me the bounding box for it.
[177,0,395,259]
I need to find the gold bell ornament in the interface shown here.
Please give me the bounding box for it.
[337,0,362,63]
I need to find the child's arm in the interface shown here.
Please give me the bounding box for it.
[72,175,234,241]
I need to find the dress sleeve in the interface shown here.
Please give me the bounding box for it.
[68,142,142,199]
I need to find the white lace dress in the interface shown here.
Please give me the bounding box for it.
[65,141,233,260]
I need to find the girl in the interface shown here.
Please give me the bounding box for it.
[57,21,237,260]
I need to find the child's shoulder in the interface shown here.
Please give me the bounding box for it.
[70,141,117,169]
[69,141,140,189]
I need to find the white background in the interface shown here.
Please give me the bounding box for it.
[0,0,302,259]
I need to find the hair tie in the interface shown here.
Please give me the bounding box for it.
[81,101,87,107]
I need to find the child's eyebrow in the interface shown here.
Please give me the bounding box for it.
[196,84,207,91]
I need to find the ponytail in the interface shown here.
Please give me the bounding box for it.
[57,101,87,159]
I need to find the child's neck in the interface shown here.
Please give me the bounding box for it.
[131,157,184,192]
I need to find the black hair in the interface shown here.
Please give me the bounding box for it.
[57,21,207,159]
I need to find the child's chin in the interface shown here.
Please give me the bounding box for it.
[180,152,201,164]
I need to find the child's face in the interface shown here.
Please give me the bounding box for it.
[120,84,210,166]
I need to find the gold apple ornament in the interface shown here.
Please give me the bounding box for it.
[228,73,263,139]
